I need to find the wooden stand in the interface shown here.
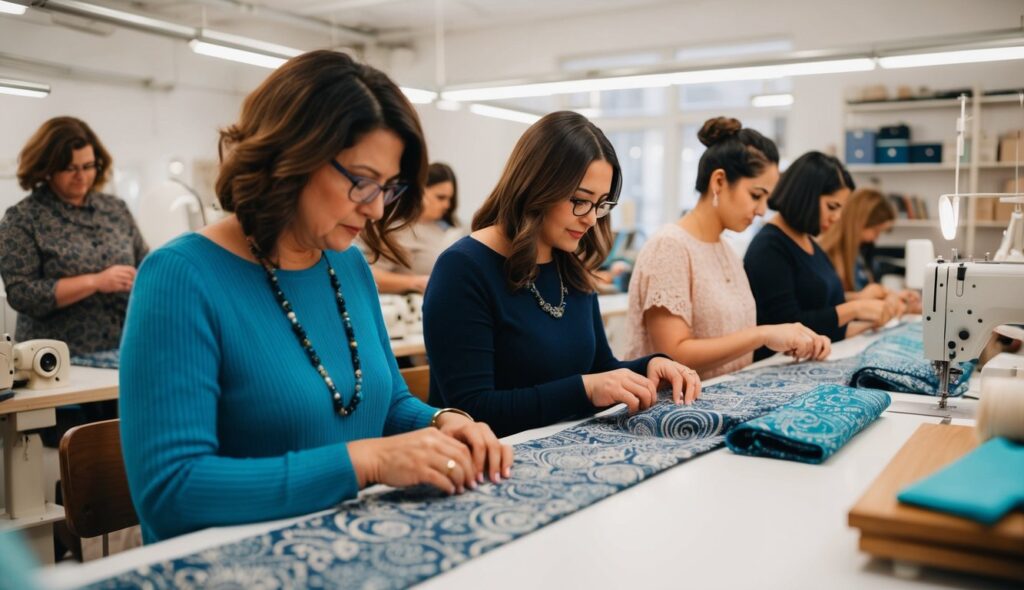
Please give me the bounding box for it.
[848,424,1024,582]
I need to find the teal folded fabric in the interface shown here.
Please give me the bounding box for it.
[724,384,891,464]
[897,437,1024,525]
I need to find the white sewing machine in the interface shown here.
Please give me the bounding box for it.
[921,257,1024,408]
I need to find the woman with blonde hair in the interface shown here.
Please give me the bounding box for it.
[423,111,701,437]
[818,187,918,312]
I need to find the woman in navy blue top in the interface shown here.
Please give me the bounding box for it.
[743,152,895,360]
[423,112,701,437]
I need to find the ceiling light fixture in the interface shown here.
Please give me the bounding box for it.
[188,40,288,69]
[751,93,794,108]
[878,45,1024,69]
[0,1,26,15]
[468,104,540,125]
[400,87,438,104]
[0,77,50,98]
[441,57,874,102]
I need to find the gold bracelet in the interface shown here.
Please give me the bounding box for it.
[430,407,473,429]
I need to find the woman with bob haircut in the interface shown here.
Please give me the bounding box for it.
[423,111,701,438]
[625,117,830,380]
[744,151,895,360]
[0,116,148,355]
[819,187,918,313]
[119,50,511,544]
[364,161,460,294]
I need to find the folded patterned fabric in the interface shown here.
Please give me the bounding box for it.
[724,384,891,464]
[897,437,1024,525]
[70,349,120,369]
[848,322,974,396]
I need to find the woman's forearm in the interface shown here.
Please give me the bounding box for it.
[55,274,98,308]
[371,267,427,294]
[659,327,765,374]
[836,301,862,327]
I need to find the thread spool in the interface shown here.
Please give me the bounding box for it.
[904,239,934,290]
[976,376,1024,442]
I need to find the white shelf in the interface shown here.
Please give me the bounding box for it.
[848,163,953,173]
[845,93,1022,113]
[979,162,1022,170]
[0,502,65,531]
[891,220,1008,230]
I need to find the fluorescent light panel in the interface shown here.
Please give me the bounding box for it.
[468,104,540,125]
[46,0,194,36]
[751,93,794,107]
[0,78,50,98]
[189,40,287,69]
[0,1,26,15]
[400,87,438,104]
[878,45,1024,69]
[442,57,874,102]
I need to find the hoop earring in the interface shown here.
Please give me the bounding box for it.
[712,191,719,208]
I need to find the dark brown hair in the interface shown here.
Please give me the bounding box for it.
[17,116,112,192]
[472,111,620,293]
[427,162,459,227]
[695,116,779,195]
[768,151,855,236]
[216,50,427,264]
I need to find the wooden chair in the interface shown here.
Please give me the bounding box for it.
[58,419,138,557]
[399,365,431,402]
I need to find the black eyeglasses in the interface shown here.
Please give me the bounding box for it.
[570,198,617,219]
[330,160,408,205]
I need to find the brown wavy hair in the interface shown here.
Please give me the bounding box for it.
[17,116,112,192]
[472,111,620,293]
[427,162,459,227]
[216,50,427,265]
[819,187,895,290]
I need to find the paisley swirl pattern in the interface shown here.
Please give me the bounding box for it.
[70,349,120,369]
[848,322,974,396]
[89,323,931,589]
[724,384,891,464]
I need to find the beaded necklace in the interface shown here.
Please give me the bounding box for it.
[248,239,362,417]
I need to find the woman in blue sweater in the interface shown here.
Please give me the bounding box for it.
[743,152,896,361]
[423,112,701,437]
[120,51,511,543]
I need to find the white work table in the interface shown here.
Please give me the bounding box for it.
[0,367,120,564]
[37,326,1004,589]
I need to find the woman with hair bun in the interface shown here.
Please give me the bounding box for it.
[624,117,831,379]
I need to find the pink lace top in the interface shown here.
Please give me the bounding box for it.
[625,223,757,379]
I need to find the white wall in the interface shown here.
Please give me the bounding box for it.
[0,13,258,215]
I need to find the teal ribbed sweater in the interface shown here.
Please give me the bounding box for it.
[119,233,436,543]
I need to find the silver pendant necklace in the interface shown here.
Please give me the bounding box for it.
[527,270,568,319]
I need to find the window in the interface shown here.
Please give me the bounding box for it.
[605,129,664,237]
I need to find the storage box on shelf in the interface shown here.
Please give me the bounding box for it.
[840,86,1024,255]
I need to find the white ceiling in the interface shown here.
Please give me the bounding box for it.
[100,0,676,42]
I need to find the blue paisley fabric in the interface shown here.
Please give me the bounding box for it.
[724,385,891,464]
[848,322,973,396]
[88,324,932,589]
[71,349,120,369]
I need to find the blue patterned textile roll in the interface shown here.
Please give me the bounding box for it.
[724,384,891,464]
[848,322,973,396]
[70,349,120,369]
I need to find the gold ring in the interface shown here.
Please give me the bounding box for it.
[445,459,456,473]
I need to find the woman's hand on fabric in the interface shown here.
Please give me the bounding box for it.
[898,289,922,314]
[855,299,894,327]
[582,368,657,413]
[645,356,701,406]
[435,413,513,484]
[883,293,907,320]
[859,283,889,300]
[761,323,831,361]
[347,428,478,495]
[92,264,137,293]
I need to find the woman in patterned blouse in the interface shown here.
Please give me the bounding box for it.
[0,117,148,355]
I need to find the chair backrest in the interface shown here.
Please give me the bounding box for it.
[59,419,138,539]
[399,365,431,403]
